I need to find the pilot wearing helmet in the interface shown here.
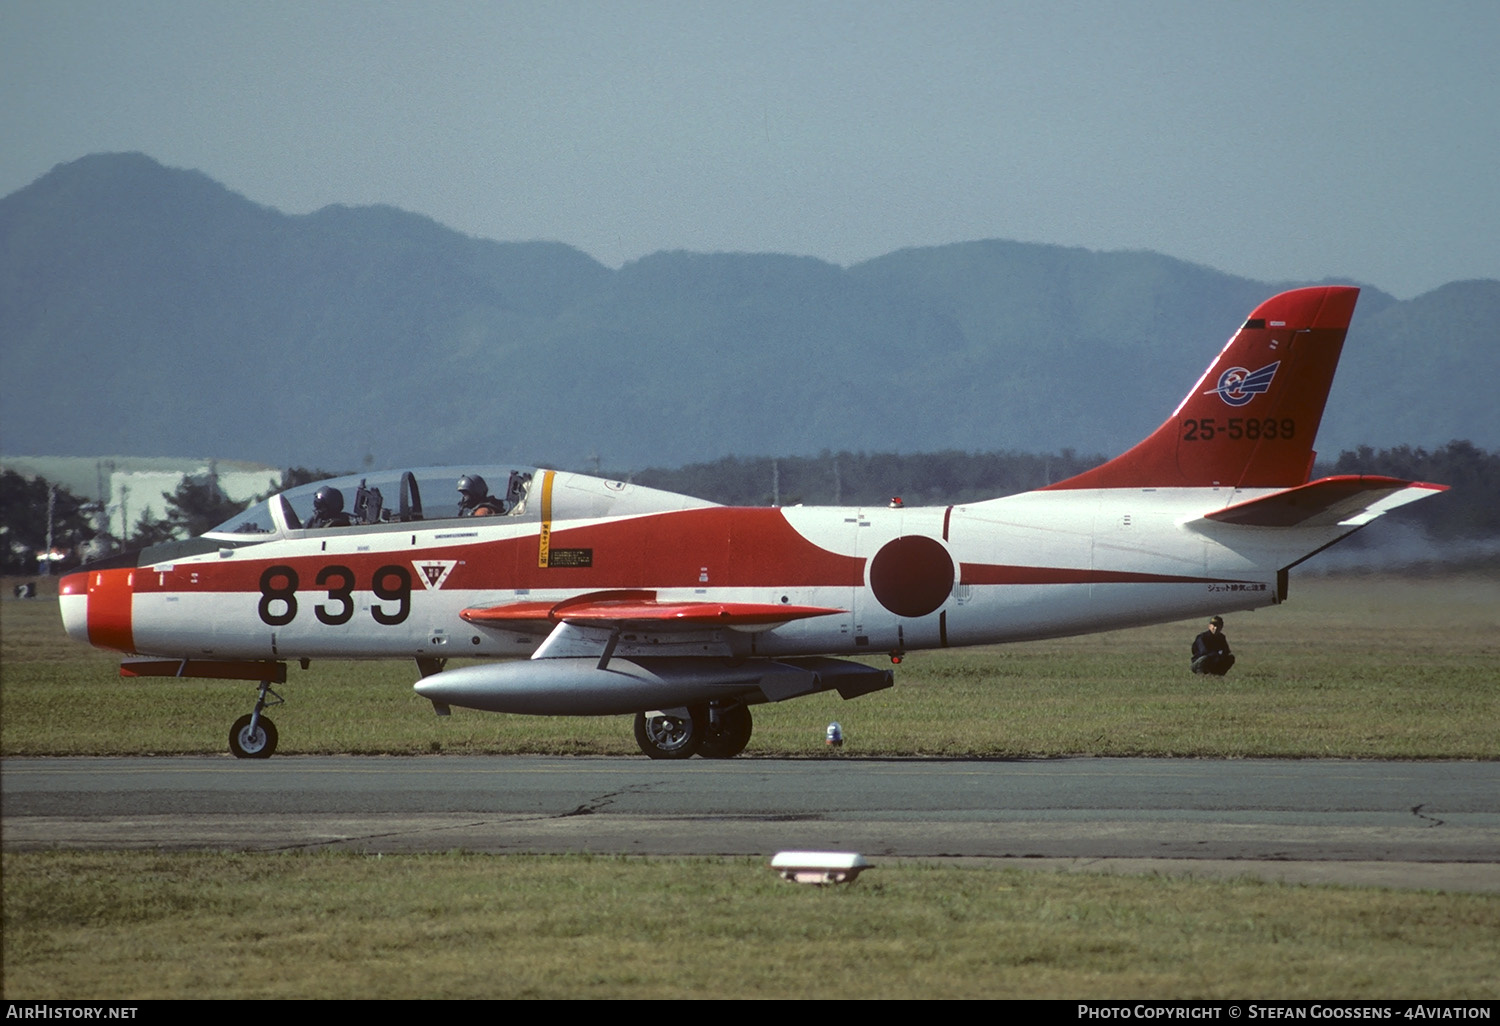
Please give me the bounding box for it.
[306,486,353,529]
[457,474,505,516]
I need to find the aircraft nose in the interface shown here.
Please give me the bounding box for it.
[59,567,136,652]
[58,571,91,644]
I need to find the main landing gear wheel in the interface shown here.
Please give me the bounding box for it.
[229,714,278,759]
[634,707,705,759]
[697,704,752,759]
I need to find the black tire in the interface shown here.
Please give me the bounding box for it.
[697,705,752,759]
[633,707,704,759]
[229,713,278,759]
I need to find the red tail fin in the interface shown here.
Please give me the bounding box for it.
[1045,286,1359,490]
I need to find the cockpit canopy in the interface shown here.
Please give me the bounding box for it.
[205,466,534,539]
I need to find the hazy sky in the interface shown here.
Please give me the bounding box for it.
[4,0,1496,299]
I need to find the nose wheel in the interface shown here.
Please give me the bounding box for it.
[229,713,278,758]
[229,680,283,758]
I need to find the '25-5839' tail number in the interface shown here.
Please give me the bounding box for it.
[258,564,412,627]
[1182,418,1295,442]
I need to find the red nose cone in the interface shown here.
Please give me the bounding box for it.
[60,568,136,653]
[58,571,90,645]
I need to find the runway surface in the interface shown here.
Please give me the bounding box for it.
[5,755,1498,891]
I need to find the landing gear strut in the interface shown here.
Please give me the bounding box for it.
[229,680,283,758]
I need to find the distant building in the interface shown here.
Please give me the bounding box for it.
[0,456,282,541]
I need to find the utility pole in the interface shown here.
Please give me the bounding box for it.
[45,485,56,575]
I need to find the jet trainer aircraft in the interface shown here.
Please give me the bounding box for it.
[60,286,1444,759]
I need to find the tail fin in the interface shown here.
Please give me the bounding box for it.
[1045,286,1359,490]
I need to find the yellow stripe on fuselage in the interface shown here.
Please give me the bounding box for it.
[537,470,554,568]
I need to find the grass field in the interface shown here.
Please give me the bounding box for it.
[3,572,1496,758]
[3,571,1497,999]
[4,851,1498,1000]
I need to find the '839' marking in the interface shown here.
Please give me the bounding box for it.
[1182,417,1295,442]
[257,564,412,626]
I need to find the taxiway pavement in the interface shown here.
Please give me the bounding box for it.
[5,755,1497,891]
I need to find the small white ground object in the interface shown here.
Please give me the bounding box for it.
[826,721,843,747]
[770,851,871,885]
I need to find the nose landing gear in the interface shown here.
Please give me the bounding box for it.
[229,679,283,759]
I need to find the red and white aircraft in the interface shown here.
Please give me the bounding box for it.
[60,286,1444,759]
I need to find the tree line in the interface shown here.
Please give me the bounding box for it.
[627,448,1109,508]
[1322,440,1498,542]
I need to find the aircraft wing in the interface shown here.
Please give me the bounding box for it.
[1202,476,1448,528]
[461,590,845,630]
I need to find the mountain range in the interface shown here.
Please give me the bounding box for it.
[3,153,1495,475]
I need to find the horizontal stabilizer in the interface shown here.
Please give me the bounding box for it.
[1202,476,1447,528]
[462,589,845,629]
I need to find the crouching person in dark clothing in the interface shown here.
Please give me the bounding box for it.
[1191,615,1236,676]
